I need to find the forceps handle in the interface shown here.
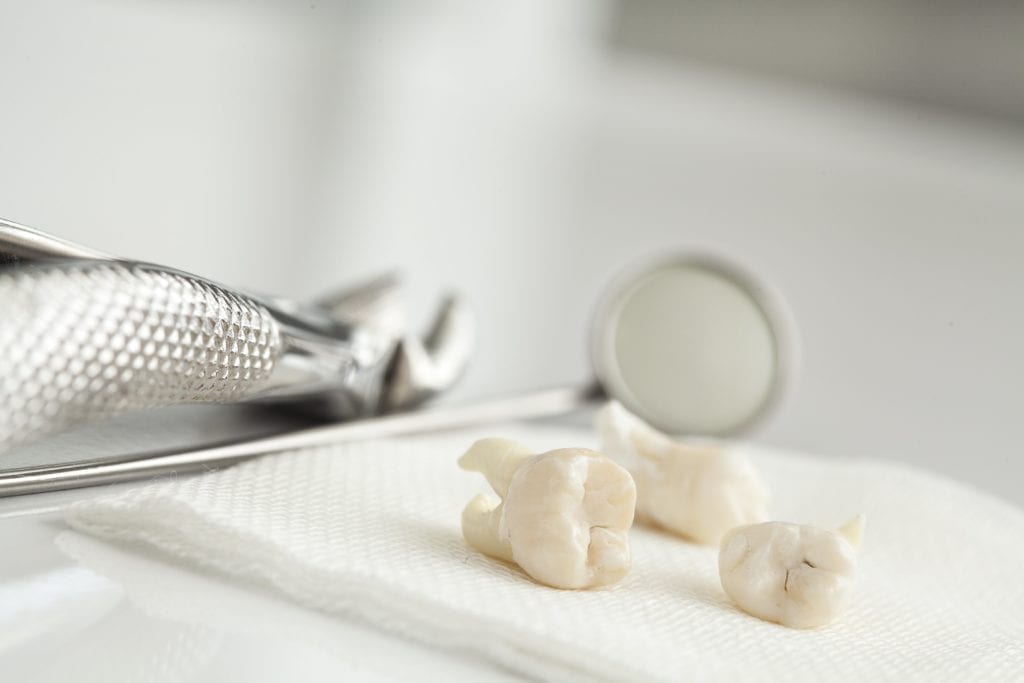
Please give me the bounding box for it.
[0,260,287,452]
[0,386,597,497]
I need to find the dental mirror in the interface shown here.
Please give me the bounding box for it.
[590,254,793,436]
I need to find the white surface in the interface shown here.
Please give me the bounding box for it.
[38,424,1024,681]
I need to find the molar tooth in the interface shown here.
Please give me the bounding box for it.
[718,517,864,629]
[459,439,636,589]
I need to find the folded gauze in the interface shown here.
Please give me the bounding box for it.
[66,426,1024,681]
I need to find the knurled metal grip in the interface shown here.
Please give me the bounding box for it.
[0,261,282,451]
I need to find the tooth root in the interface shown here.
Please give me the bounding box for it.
[837,514,866,552]
[595,402,638,464]
[458,438,534,497]
[586,527,631,586]
[596,400,675,463]
[461,494,513,562]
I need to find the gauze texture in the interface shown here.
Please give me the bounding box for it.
[66,426,1024,682]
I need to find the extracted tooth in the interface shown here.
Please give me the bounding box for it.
[718,515,865,629]
[596,401,768,545]
[459,439,636,589]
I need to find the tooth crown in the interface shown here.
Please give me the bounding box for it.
[597,401,769,545]
[459,440,636,590]
[718,520,860,629]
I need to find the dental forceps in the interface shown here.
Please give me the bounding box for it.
[0,218,473,476]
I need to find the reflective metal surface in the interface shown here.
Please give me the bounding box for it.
[0,217,110,263]
[0,387,590,497]
[0,262,283,451]
[0,220,475,455]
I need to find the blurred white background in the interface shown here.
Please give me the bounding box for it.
[1,0,1022,503]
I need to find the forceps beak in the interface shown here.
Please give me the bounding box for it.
[380,295,475,411]
[317,271,406,338]
[318,271,474,411]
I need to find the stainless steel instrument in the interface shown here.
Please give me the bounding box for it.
[0,217,795,497]
[0,217,473,452]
